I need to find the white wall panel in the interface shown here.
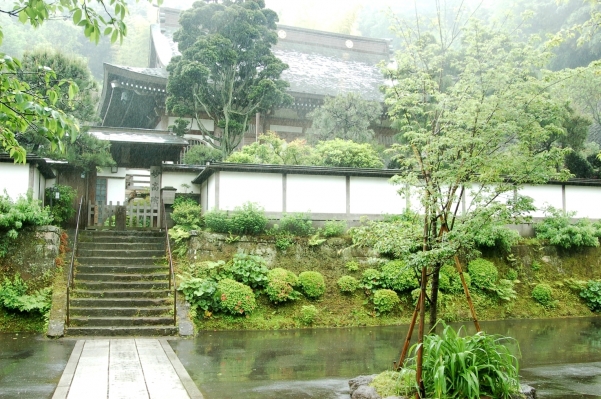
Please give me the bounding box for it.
[350,177,404,214]
[107,178,125,204]
[287,174,345,213]
[0,163,30,199]
[207,174,215,210]
[566,186,601,219]
[219,172,282,212]
[161,172,200,194]
[518,185,563,218]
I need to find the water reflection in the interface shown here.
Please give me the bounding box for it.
[170,317,601,399]
[0,333,74,399]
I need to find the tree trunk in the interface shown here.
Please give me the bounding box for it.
[429,263,441,326]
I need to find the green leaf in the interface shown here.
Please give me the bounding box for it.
[72,8,82,24]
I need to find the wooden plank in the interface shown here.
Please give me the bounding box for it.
[108,339,148,399]
[52,340,85,399]
[135,339,190,399]
[67,340,109,399]
[159,340,204,399]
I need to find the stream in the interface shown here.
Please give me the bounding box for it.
[2,317,601,398]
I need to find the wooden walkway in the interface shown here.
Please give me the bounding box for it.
[52,339,203,399]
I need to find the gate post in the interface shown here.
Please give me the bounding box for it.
[115,205,126,231]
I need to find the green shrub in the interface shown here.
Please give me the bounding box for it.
[581,280,601,311]
[360,268,383,291]
[468,259,498,289]
[372,289,400,313]
[171,199,202,230]
[535,207,599,249]
[406,324,520,399]
[532,283,553,306]
[314,139,384,168]
[0,274,51,313]
[229,202,267,235]
[224,253,269,290]
[0,194,53,257]
[279,213,314,236]
[298,271,326,299]
[204,209,231,233]
[370,370,416,398]
[492,279,517,302]
[473,223,520,252]
[345,260,359,272]
[438,265,472,295]
[168,225,191,257]
[44,184,76,227]
[337,276,359,293]
[321,220,347,237]
[216,278,256,315]
[380,260,419,292]
[178,277,219,312]
[183,144,223,165]
[298,305,318,325]
[506,269,518,281]
[265,268,300,303]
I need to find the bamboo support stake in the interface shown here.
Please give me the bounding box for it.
[397,289,421,370]
[415,265,427,399]
[454,255,481,332]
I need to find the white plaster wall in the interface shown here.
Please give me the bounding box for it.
[350,177,404,214]
[161,172,200,194]
[219,171,282,212]
[518,185,563,218]
[287,174,345,213]
[207,174,215,210]
[200,180,208,212]
[97,167,127,178]
[565,186,601,219]
[0,163,30,199]
[32,167,40,201]
[106,178,126,204]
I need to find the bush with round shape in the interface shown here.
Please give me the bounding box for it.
[298,305,318,325]
[279,212,314,236]
[360,268,382,291]
[204,209,231,233]
[373,289,400,314]
[216,278,256,315]
[468,258,498,289]
[531,283,553,306]
[298,271,326,299]
[337,276,359,293]
[321,220,347,237]
[171,199,202,230]
[265,268,299,303]
[380,260,419,292]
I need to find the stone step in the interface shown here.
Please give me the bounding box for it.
[76,280,170,290]
[69,306,172,317]
[70,297,173,308]
[77,256,165,266]
[71,289,171,299]
[75,272,169,282]
[76,265,169,274]
[77,249,165,258]
[80,230,164,237]
[77,242,165,251]
[69,316,175,327]
[66,325,179,337]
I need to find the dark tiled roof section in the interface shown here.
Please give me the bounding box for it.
[274,45,385,101]
[588,122,601,145]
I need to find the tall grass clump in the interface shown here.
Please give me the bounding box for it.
[405,324,520,399]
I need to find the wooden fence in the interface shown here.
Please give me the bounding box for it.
[87,201,160,229]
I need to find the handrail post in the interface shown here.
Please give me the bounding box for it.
[66,197,84,328]
[162,201,177,326]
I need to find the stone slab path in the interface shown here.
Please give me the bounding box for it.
[52,339,203,399]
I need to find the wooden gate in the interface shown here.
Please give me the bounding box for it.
[87,201,160,229]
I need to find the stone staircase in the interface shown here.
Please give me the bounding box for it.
[67,230,178,336]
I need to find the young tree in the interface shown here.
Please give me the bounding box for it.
[308,92,382,143]
[0,0,156,162]
[166,0,292,158]
[381,18,572,328]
